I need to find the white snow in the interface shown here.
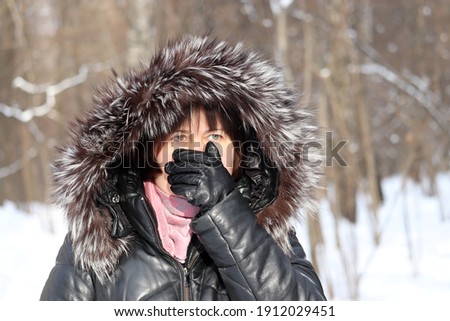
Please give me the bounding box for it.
[295,172,450,301]
[0,173,449,301]
[0,202,67,301]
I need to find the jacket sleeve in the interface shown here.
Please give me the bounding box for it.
[191,190,326,301]
[40,235,96,301]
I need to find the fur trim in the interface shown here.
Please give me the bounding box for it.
[51,35,321,277]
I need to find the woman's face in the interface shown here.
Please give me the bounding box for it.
[154,109,236,196]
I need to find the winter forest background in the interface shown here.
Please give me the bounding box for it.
[1,0,449,301]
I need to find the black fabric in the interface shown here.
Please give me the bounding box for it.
[40,172,326,301]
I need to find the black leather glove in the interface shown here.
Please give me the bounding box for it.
[165,141,235,212]
[237,141,279,213]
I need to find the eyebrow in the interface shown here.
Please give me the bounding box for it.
[173,128,224,133]
[172,130,191,134]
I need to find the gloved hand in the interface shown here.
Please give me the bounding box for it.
[237,140,279,212]
[165,141,235,212]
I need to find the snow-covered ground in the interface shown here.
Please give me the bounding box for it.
[300,172,450,300]
[0,173,449,301]
[0,201,67,301]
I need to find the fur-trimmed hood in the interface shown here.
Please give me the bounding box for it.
[51,35,321,277]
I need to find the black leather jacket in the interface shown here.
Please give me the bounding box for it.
[40,172,326,301]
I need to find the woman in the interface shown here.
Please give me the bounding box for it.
[40,35,326,300]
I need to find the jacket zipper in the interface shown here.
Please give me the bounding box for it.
[183,265,191,300]
[183,244,202,301]
[140,196,199,301]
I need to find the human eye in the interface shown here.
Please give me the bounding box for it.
[207,133,223,141]
[172,133,188,143]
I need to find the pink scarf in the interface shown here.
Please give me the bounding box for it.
[143,181,200,263]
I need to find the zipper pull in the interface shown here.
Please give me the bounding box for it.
[184,266,191,287]
[183,265,191,300]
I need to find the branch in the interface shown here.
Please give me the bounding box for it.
[0,148,37,179]
[349,62,447,135]
[0,61,112,123]
[349,39,448,136]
